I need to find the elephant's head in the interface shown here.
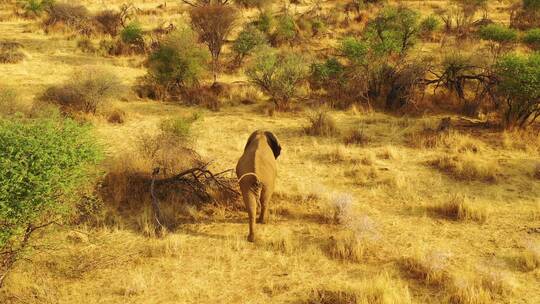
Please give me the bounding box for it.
[243,130,281,159]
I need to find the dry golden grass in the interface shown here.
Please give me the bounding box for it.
[307,273,412,304]
[429,153,500,183]
[305,111,340,137]
[427,194,488,223]
[517,241,540,271]
[1,0,540,303]
[400,249,453,287]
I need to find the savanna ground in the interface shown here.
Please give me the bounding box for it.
[1,0,540,303]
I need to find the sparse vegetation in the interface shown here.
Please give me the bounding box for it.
[305,111,340,137]
[41,67,122,114]
[0,41,25,64]
[427,194,488,222]
[0,0,539,302]
[429,153,499,182]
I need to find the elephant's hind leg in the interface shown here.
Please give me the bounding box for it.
[241,185,261,242]
[257,186,273,224]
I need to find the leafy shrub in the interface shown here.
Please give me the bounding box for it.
[94,9,122,36]
[246,47,309,110]
[42,67,122,114]
[160,113,201,142]
[478,24,517,56]
[0,117,101,285]
[271,14,297,46]
[524,0,540,11]
[419,15,441,35]
[232,25,267,65]
[144,28,209,99]
[340,37,368,65]
[121,21,144,44]
[365,6,420,55]
[305,111,340,137]
[20,0,54,17]
[523,28,540,50]
[310,58,346,90]
[252,10,273,34]
[0,41,25,64]
[493,53,540,129]
[44,3,94,35]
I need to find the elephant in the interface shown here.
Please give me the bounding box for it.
[236,130,281,242]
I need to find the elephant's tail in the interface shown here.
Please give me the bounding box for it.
[238,172,259,184]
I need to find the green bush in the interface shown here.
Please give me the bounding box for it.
[42,67,121,114]
[365,6,421,55]
[523,28,540,50]
[20,0,54,16]
[523,0,540,11]
[0,117,101,283]
[494,53,540,129]
[160,113,201,142]
[232,25,267,65]
[252,10,273,34]
[121,21,144,45]
[310,58,346,89]
[145,28,209,95]
[419,15,441,34]
[272,14,297,45]
[340,37,369,65]
[479,24,517,43]
[478,24,518,56]
[246,47,309,110]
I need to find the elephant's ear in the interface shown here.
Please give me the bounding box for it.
[265,131,281,159]
[244,131,259,151]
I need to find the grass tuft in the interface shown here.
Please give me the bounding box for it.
[307,273,412,304]
[427,194,488,223]
[429,153,499,183]
[305,111,340,137]
[401,249,453,286]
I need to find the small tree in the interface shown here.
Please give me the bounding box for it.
[493,53,540,129]
[0,117,101,287]
[189,4,238,83]
[478,24,518,57]
[232,25,267,65]
[366,6,420,55]
[246,47,309,110]
[146,28,209,96]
